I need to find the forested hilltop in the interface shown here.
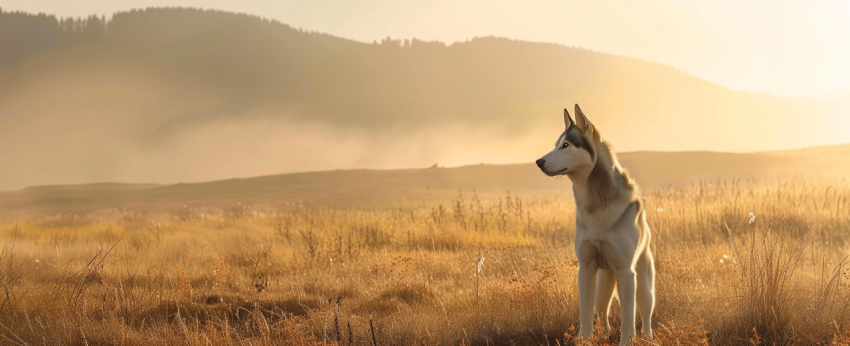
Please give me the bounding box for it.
[0,8,844,190]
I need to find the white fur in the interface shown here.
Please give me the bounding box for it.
[537,106,655,345]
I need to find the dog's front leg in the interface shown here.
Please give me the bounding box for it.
[616,269,637,345]
[577,262,598,339]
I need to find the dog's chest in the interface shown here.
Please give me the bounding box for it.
[575,209,618,236]
[573,208,638,271]
[574,200,639,237]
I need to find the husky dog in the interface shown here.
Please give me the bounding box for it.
[536,105,655,345]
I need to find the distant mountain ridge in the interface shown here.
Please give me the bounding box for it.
[2,145,848,212]
[0,7,846,192]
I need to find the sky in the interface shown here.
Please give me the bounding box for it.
[1,0,850,191]
[2,0,850,98]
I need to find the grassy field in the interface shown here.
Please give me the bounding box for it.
[1,177,849,345]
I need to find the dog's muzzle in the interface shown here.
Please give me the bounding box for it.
[536,159,546,170]
[537,158,567,176]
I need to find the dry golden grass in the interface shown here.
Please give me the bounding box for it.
[0,178,849,345]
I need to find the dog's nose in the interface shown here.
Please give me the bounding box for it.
[535,159,546,169]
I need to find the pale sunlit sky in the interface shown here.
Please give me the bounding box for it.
[3,0,850,98]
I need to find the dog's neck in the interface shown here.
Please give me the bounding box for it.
[568,140,634,213]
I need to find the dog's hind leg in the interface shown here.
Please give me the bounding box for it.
[595,268,616,333]
[636,249,656,337]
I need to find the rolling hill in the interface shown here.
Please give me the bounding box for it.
[1,144,848,212]
[0,8,847,192]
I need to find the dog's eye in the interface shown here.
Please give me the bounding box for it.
[562,142,570,149]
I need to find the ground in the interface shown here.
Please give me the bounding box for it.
[0,178,848,345]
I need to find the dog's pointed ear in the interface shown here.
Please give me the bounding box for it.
[574,104,594,135]
[563,108,575,129]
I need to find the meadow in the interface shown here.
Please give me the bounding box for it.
[1,177,849,345]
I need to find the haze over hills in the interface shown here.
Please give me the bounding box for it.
[2,144,848,212]
[1,7,848,192]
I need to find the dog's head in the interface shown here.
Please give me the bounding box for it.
[536,104,598,176]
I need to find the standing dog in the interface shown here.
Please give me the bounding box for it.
[536,105,655,345]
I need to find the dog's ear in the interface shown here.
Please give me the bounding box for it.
[563,108,575,130]
[574,104,594,136]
